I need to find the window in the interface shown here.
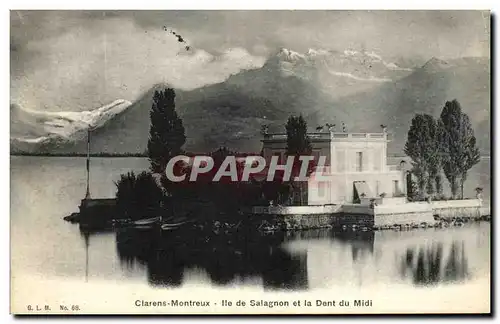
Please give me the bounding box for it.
[356,152,363,172]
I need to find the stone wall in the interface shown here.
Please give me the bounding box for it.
[279,213,373,230]
[374,211,435,227]
[281,213,333,230]
[372,199,484,226]
[250,212,373,230]
[250,199,486,230]
[430,199,482,220]
[332,213,374,228]
[252,205,341,215]
[341,204,373,215]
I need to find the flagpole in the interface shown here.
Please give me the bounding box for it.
[85,128,91,199]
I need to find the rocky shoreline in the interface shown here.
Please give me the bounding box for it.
[371,214,490,231]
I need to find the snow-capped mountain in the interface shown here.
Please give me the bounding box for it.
[260,48,414,98]
[312,55,490,153]
[10,48,489,155]
[11,99,132,149]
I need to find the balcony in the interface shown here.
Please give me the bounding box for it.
[263,132,331,141]
[263,132,387,141]
[264,134,287,140]
[331,132,387,141]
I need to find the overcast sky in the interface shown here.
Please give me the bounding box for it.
[11,10,490,111]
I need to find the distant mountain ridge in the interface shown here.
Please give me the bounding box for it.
[312,55,490,153]
[11,99,132,152]
[11,49,490,155]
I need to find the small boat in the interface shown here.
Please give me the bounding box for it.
[160,220,193,231]
[131,216,161,228]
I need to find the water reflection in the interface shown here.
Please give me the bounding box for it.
[333,231,375,261]
[114,228,309,290]
[400,241,469,286]
[78,225,478,290]
[79,226,115,282]
[284,229,375,262]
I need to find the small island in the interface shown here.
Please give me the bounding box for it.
[65,89,490,234]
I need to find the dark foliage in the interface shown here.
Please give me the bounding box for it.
[285,115,312,157]
[404,114,441,198]
[147,88,186,174]
[285,115,312,206]
[406,172,419,201]
[439,100,480,198]
[115,171,165,221]
[163,147,265,222]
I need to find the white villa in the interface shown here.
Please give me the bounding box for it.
[257,128,485,229]
[261,129,405,205]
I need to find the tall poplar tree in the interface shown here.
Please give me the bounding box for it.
[285,115,312,205]
[147,88,186,174]
[404,114,441,198]
[439,100,480,199]
[286,115,312,157]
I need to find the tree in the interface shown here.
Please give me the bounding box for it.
[406,172,419,202]
[427,117,443,197]
[147,88,186,174]
[404,114,441,199]
[459,117,481,198]
[439,100,480,199]
[115,171,165,221]
[285,115,312,205]
[286,115,312,157]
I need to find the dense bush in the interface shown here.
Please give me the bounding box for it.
[115,171,166,220]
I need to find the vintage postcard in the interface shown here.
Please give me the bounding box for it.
[10,10,491,315]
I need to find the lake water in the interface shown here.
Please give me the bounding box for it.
[11,156,491,293]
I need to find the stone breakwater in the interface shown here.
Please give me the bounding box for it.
[372,215,491,231]
[255,214,490,233]
[251,199,490,232]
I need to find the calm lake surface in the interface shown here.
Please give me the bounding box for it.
[11,156,491,291]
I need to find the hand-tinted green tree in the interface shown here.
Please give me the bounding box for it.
[439,100,480,199]
[165,147,263,224]
[147,88,186,174]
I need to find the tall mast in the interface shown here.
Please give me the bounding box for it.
[85,128,91,199]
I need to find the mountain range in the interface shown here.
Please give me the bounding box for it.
[11,48,490,155]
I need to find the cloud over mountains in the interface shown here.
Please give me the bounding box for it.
[11,47,490,157]
[10,11,490,155]
[11,15,266,115]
